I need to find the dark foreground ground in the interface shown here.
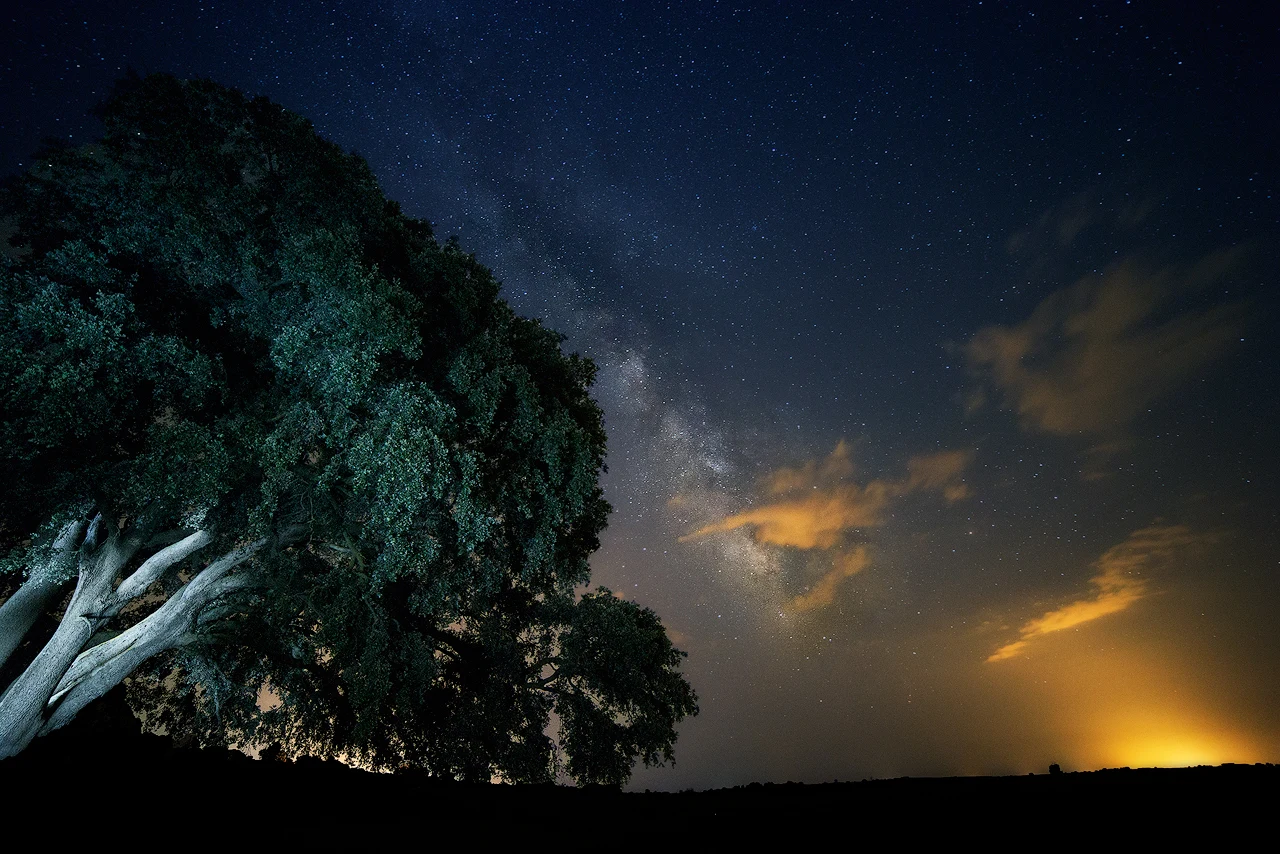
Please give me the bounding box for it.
[3,696,1275,839]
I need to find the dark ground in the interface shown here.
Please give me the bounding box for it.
[3,690,1274,839]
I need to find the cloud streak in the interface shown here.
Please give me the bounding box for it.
[988,525,1204,662]
[1004,186,1158,259]
[787,547,870,614]
[967,250,1247,436]
[681,444,972,612]
[681,446,971,549]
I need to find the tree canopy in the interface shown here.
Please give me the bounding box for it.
[0,73,696,784]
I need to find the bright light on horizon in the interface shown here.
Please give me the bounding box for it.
[1096,721,1261,770]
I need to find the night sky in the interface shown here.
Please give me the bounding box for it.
[4,1,1278,789]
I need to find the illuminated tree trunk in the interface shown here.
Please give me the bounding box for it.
[0,517,263,759]
[0,521,86,672]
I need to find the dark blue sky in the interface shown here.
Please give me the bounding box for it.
[4,1,1278,788]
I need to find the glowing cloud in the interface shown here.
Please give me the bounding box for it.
[764,439,856,494]
[679,482,892,549]
[904,450,972,500]
[988,525,1204,662]
[786,547,870,614]
[681,444,972,611]
[681,446,971,549]
[967,250,1247,435]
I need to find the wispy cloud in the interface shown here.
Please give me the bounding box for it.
[763,438,856,495]
[967,250,1247,436]
[904,450,972,500]
[681,444,972,612]
[787,548,870,614]
[679,481,892,550]
[987,525,1205,662]
[681,446,971,549]
[1004,187,1158,259]
[1079,439,1135,482]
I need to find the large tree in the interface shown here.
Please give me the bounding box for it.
[0,74,696,785]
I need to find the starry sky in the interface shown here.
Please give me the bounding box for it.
[4,1,1278,789]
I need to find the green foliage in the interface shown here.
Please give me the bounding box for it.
[559,590,701,785]
[0,73,695,784]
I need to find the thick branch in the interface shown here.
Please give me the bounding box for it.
[113,529,212,605]
[0,520,88,673]
[49,595,186,710]
[40,596,196,734]
[193,572,260,611]
[180,538,267,602]
[41,538,268,734]
[0,529,143,757]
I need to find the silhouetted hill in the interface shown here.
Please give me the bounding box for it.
[4,690,1275,839]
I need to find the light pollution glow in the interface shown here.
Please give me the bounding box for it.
[985,624,1270,772]
[662,295,1275,777]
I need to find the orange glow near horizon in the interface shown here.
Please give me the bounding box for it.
[1094,715,1262,770]
[954,572,1279,777]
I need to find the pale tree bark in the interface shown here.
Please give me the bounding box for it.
[0,520,87,672]
[113,530,214,605]
[42,538,265,734]
[0,523,145,757]
[0,517,265,760]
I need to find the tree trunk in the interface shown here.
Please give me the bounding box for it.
[42,539,264,735]
[0,523,261,760]
[0,530,141,758]
[0,575,67,674]
[0,520,87,672]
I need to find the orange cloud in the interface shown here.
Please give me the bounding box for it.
[786,548,870,613]
[967,250,1247,435]
[904,450,972,499]
[680,446,972,550]
[988,525,1204,662]
[764,439,856,494]
[681,444,972,611]
[679,482,892,549]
